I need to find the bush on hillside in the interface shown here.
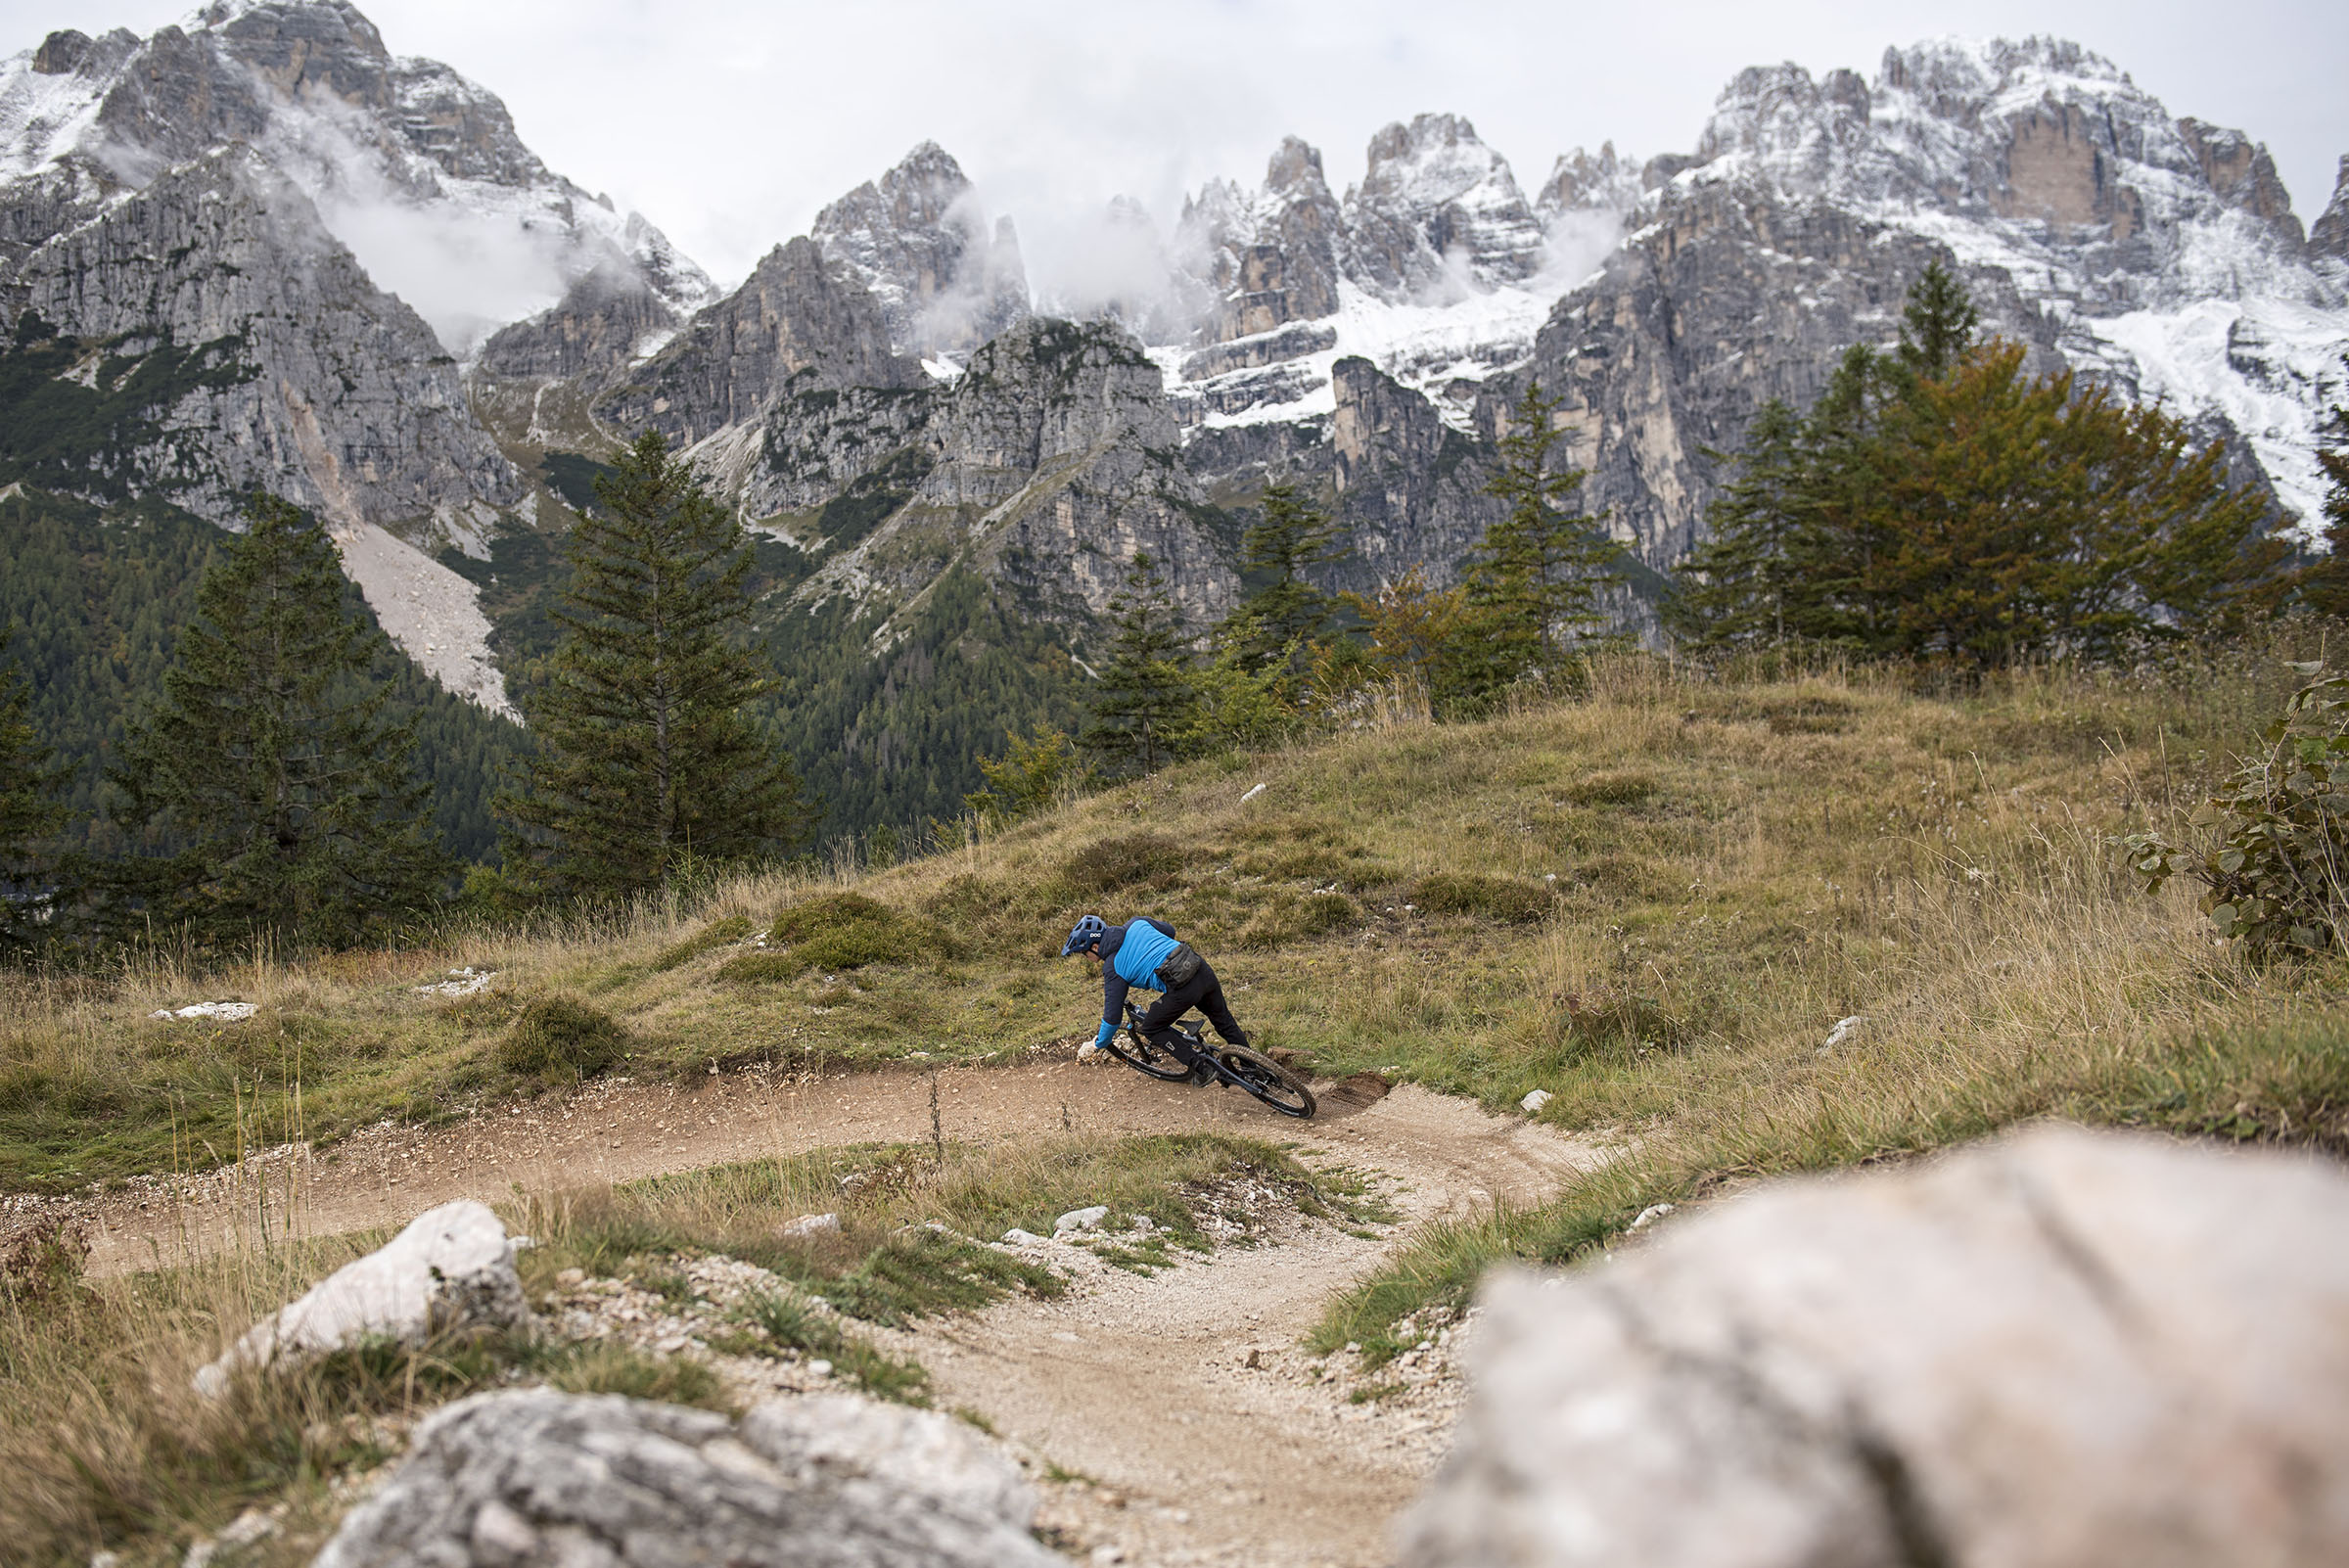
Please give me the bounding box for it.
[715,952,806,986]
[1410,872,1553,925]
[2119,664,2349,959]
[768,892,947,971]
[498,996,629,1082]
[1057,833,1187,897]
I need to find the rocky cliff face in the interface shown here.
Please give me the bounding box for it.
[0,144,520,534]
[1174,138,1346,344]
[811,142,1029,361]
[600,237,918,448]
[2313,158,2349,264]
[0,0,731,712]
[1493,38,2349,559]
[0,2,712,364]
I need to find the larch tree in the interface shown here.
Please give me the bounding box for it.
[106,495,448,950]
[498,430,812,899]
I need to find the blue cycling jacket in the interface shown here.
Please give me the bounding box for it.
[1094,918,1179,1045]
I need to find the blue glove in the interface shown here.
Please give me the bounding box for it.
[1095,1019,1117,1047]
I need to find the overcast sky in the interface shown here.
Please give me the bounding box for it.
[6,0,2345,293]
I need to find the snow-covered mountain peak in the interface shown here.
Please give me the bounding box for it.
[811,140,1030,359]
[1344,113,1546,298]
[1536,143,1639,218]
[0,0,711,359]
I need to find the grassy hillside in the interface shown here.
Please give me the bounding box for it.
[7,641,2341,1199]
[6,636,2346,1565]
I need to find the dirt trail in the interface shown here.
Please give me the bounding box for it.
[71,1059,1606,1567]
[904,1085,1605,1568]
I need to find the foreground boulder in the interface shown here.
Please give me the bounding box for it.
[313,1389,1059,1568]
[195,1200,528,1397]
[1401,1126,2349,1567]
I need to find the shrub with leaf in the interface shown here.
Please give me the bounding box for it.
[2117,664,2349,958]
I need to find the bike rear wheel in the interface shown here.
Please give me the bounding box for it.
[1216,1046,1316,1118]
[1102,1025,1194,1082]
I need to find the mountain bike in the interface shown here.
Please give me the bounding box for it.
[1098,1002,1316,1119]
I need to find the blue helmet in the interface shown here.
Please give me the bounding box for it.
[1061,914,1107,957]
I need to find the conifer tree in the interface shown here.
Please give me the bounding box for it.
[499,430,811,899]
[1667,400,1818,649]
[1220,481,1348,679]
[1082,551,1198,776]
[1894,259,1980,381]
[1670,264,2276,667]
[2299,357,2349,617]
[0,629,68,952]
[107,495,448,949]
[1455,380,1625,694]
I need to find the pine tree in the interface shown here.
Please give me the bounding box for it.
[1082,551,1199,776]
[1669,263,2276,669]
[498,430,811,899]
[1455,380,1625,694]
[1220,481,1348,680]
[0,628,68,952]
[2300,356,2349,617]
[1667,400,1817,649]
[1894,259,1980,381]
[1857,344,2276,665]
[106,495,449,950]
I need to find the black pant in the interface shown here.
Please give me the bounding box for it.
[1139,962,1250,1063]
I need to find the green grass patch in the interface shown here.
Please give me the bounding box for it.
[650,915,756,972]
[737,1288,930,1403]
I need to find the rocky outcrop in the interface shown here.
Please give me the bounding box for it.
[2177,117,2304,247]
[1327,357,1499,585]
[0,145,523,534]
[1402,1126,2349,1568]
[2312,156,2349,263]
[1342,114,1548,300]
[600,238,917,446]
[313,1390,1060,1568]
[1509,182,2055,562]
[780,318,1238,627]
[1174,137,1346,342]
[812,142,1029,359]
[196,1200,527,1398]
[1535,143,1641,221]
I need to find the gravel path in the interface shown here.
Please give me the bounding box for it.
[66,1059,1606,1566]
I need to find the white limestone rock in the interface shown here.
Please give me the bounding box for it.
[194,1199,528,1398]
[1401,1125,2349,1567]
[312,1389,1059,1568]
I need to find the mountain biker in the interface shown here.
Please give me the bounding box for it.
[1061,914,1253,1084]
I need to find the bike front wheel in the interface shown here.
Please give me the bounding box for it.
[1103,1026,1194,1082]
[1216,1046,1316,1118]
